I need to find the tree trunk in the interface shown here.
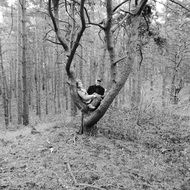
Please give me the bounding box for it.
[21,0,29,125]
[98,46,106,83]
[0,39,9,127]
[69,1,77,116]
[79,42,83,82]
[9,60,13,123]
[17,0,22,124]
[48,0,148,134]
[162,68,166,108]
[105,0,116,87]
[53,51,57,114]
[136,67,142,106]
[82,53,133,131]
[45,64,49,115]
[34,26,41,118]
[170,68,179,104]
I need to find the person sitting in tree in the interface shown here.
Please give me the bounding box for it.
[76,79,100,110]
[87,79,105,108]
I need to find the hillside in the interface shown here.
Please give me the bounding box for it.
[1,108,190,190]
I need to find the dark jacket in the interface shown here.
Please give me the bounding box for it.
[87,85,105,96]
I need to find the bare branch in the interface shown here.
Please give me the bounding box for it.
[131,0,148,16]
[7,5,14,39]
[111,0,148,33]
[113,0,129,12]
[113,56,128,66]
[138,45,143,69]
[48,0,69,51]
[43,29,54,40]
[46,39,62,45]
[66,0,86,77]
[169,0,190,12]
[84,7,105,30]
[87,22,105,30]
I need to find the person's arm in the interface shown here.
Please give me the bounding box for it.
[78,90,96,101]
[87,85,95,95]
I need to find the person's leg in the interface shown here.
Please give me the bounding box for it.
[90,96,102,109]
[88,103,96,110]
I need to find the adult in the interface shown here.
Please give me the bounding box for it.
[76,79,99,110]
[87,79,105,96]
[87,79,105,108]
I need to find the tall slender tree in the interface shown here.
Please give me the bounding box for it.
[17,0,23,124]
[0,39,9,127]
[21,0,29,125]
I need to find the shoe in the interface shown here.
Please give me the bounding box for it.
[88,104,96,110]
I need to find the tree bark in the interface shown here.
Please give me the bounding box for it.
[83,53,134,129]
[105,0,116,87]
[0,39,9,127]
[17,0,22,124]
[21,0,29,125]
[48,0,147,134]
[69,1,77,116]
[34,26,41,118]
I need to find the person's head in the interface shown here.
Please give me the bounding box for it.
[76,79,83,89]
[96,79,102,86]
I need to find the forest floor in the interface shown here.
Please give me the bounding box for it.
[1,107,190,190]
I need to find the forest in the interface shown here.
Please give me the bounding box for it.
[0,0,190,189]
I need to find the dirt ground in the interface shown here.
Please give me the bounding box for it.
[1,108,190,190]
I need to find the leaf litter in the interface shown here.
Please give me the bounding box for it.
[0,108,190,190]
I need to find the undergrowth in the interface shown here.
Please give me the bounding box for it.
[0,107,190,190]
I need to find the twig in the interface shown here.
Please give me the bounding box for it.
[66,162,106,190]
[66,162,77,184]
[113,56,128,66]
[76,183,106,190]
[52,171,65,186]
[169,0,190,12]
[46,39,62,45]
[72,133,76,145]
[7,5,14,39]
[113,0,130,12]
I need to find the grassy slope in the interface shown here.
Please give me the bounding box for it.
[0,108,190,190]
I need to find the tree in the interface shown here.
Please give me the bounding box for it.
[163,0,190,104]
[17,0,23,124]
[48,0,149,134]
[21,0,29,125]
[0,39,9,126]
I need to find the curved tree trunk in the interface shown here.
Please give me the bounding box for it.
[83,54,133,131]
[48,0,148,134]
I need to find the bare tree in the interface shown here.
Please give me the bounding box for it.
[21,0,29,125]
[48,0,148,134]
[0,39,9,127]
[17,0,22,124]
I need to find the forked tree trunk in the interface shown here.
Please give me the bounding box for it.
[81,14,143,131]
[48,0,148,134]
